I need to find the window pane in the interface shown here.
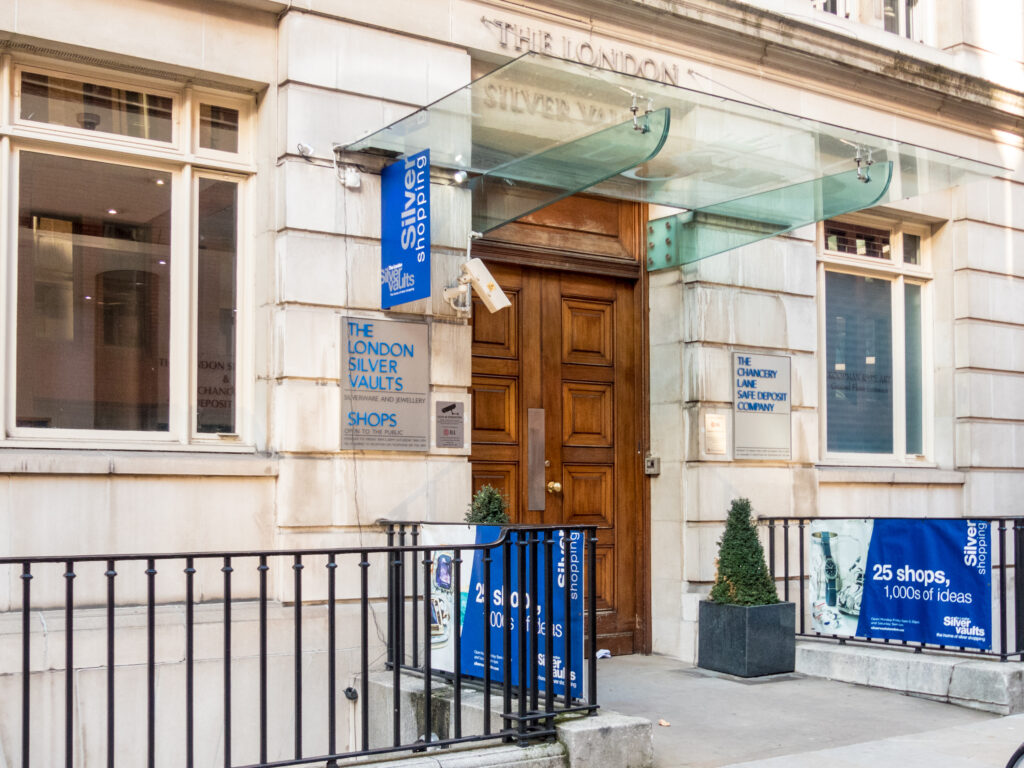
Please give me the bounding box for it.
[905,283,923,454]
[199,104,239,153]
[903,233,921,265]
[826,273,893,453]
[17,153,171,430]
[20,72,172,142]
[824,221,891,259]
[196,179,238,433]
[883,0,899,33]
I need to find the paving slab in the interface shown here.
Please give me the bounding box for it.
[597,654,1004,768]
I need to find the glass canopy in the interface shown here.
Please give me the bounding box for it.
[345,52,1010,269]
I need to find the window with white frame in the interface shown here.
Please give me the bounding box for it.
[820,218,929,459]
[6,61,251,442]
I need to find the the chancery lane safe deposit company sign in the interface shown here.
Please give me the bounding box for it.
[342,317,429,451]
[380,149,431,309]
[733,352,791,460]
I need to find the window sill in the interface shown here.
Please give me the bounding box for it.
[0,449,277,477]
[816,465,965,486]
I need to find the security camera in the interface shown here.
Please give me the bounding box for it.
[462,258,511,313]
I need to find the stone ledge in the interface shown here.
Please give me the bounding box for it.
[815,465,966,485]
[796,640,1024,714]
[0,449,276,477]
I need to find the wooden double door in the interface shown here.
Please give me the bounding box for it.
[470,254,646,655]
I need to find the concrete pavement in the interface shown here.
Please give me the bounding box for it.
[597,653,1023,768]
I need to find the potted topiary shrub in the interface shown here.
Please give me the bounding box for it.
[465,484,510,524]
[697,497,795,677]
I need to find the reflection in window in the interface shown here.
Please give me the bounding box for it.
[199,104,239,153]
[903,233,921,265]
[825,273,893,453]
[824,222,891,259]
[196,179,238,433]
[20,72,172,142]
[905,283,923,454]
[16,153,171,430]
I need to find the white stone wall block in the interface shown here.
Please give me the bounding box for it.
[346,240,384,310]
[426,457,472,521]
[954,220,1024,278]
[274,380,341,452]
[650,403,685,461]
[277,457,335,527]
[684,285,816,351]
[277,231,347,307]
[955,422,1024,469]
[429,321,472,388]
[966,471,1024,516]
[683,236,816,296]
[649,342,684,406]
[649,459,683,523]
[954,270,1024,325]
[275,306,341,380]
[280,84,417,161]
[791,409,819,465]
[955,321,1024,373]
[958,178,1024,233]
[333,457,431,526]
[648,269,685,345]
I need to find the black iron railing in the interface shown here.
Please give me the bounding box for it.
[381,523,599,746]
[760,515,1024,661]
[0,523,598,768]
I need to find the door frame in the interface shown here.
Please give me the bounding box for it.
[474,219,652,654]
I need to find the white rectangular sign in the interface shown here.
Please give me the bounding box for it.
[341,316,429,451]
[733,352,791,460]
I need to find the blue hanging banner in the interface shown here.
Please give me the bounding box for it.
[380,149,430,308]
[809,519,991,649]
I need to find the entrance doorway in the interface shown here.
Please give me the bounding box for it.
[469,198,648,655]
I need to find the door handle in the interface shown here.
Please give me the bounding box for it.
[546,481,562,494]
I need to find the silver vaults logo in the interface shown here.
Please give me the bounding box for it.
[962,520,988,575]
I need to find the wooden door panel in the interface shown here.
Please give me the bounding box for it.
[562,464,614,528]
[472,290,519,359]
[562,382,614,446]
[471,376,518,444]
[472,463,518,514]
[562,299,615,366]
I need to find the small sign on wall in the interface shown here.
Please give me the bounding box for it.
[733,352,791,460]
[342,317,429,451]
[435,401,464,448]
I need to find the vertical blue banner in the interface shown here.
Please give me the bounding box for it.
[380,149,430,308]
[420,525,584,698]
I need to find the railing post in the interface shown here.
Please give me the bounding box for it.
[587,528,598,713]
[293,554,304,760]
[65,560,76,768]
[453,547,463,739]
[1015,520,1024,659]
[222,556,233,768]
[517,532,528,745]
[326,554,339,767]
[184,558,195,768]
[257,555,268,765]
[145,559,156,768]
[999,520,1008,660]
[502,536,513,740]
[359,551,370,752]
[483,543,493,736]
[105,560,116,768]
[21,563,32,768]
[798,520,806,634]
[386,524,395,669]
[422,547,434,746]
[543,532,555,729]
[562,529,573,709]
[411,525,419,669]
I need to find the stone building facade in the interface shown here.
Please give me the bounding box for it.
[0,0,1021,762]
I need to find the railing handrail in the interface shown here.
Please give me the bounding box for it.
[0,523,599,565]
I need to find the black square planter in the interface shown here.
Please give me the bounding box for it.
[697,600,795,677]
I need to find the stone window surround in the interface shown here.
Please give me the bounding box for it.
[817,213,934,465]
[0,55,256,451]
